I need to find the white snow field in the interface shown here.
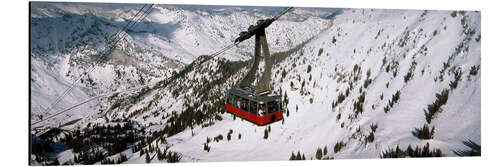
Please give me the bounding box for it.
[30,2,480,165]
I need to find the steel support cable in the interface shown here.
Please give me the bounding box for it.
[109,4,154,51]
[44,5,150,114]
[47,5,279,114]
[111,4,154,47]
[207,7,292,60]
[32,4,235,129]
[196,41,239,67]
[33,5,157,126]
[34,4,156,126]
[209,42,238,58]
[45,5,151,113]
[31,82,156,126]
[111,4,148,42]
[274,7,293,20]
[110,4,148,45]
[33,19,235,127]
[40,4,155,117]
[34,5,288,126]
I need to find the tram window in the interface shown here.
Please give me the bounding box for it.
[267,101,278,114]
[278,101,281,112]
[250,101,257,114]
[227,94,233,104]
[242,98,249,111]
[258,104,267,116]
[232,96,238,107]
[236,97,242,108]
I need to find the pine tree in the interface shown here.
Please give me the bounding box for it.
[323,146,328,156]
[406,145,414,157]
[157,147,163,160]
[316,147,323,159]
[395,145,402,158]
[431,126,435,138]
[73,154,78,163]
[417,124,434,139]
[145,152,151,163]
[203,143,210,152]
[334,141,344,153]
[290,152,296,160]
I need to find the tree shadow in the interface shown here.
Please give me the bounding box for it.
[424,108,432,123]
[434,92,442,99]
[453,139,481,156]
[411,127,421,138]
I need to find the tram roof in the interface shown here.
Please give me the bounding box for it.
[228,87,281,103]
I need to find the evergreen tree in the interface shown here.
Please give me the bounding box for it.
[323,146,328,156]
[119,153,128,163]
[73,154,78,163]
[334,141,345,153]
[316,147,323,159]
[406,145,414,157]
[157,147,163,160]
[417,124,435,139]
[145,152,151,163]
[290,152,296,160]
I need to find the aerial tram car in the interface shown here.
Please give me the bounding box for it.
[226,86,283,126]
[225,7,293,126]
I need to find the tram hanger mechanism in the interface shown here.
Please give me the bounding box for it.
[225,7,293,126]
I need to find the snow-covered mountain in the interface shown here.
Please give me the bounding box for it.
[30,2,480,165]
[30,2,334,128]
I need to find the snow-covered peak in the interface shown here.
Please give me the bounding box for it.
[30,3,480,165]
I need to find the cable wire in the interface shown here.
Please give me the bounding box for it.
[38,4,155,122]
[32,5,293,127]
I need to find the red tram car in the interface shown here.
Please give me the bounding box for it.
[225,86,283,126]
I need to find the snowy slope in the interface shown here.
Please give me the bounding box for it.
[30,3,480,165]
[128,8,480,162]
[30,2,333,129]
